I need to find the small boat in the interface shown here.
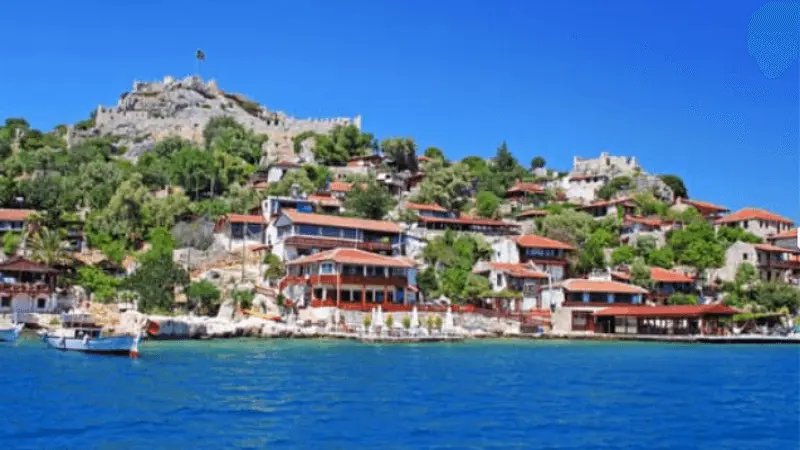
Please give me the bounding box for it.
[41,312,142,357]
[0,322,24,342]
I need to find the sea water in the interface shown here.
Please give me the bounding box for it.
[0,337,797,449]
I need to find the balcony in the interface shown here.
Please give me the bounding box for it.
[760,259,800,270]
[283,236,393,252]
[0,283,53,295]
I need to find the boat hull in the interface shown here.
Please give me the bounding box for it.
[42,334,141,356]
[0,324,23,342]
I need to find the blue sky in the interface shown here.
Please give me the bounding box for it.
[0,1,797,219]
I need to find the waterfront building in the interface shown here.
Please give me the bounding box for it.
[268,209,403,262]
[714,207,794,239]
[0,258,63,316]
[592,304,738,335]
[279,248,416,309]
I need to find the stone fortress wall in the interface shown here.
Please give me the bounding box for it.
[89,75,361,159]
[572,152,639,176]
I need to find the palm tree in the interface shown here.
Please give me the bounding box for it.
[28,227,68,267]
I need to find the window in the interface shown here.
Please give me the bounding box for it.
[742,221,748,229]
[342,229,358,239]
[496,273,503,286]
[320,263,334,274]
[742,253,748,261]
[0,297,9,308]
[37,298,47,309]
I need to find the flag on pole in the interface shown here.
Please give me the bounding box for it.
[196,49,206,62]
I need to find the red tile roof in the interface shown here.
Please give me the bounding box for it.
[562,279,648,294]
[329,182,352,193]
[417,216,518,228]
[680,199,729,213]
[715,208,794,225]
[514,234,575,250]
[0,209,36,221]
[286,248,413,268]
[624,215,663,227]
[479,262,548,279]
[282,209,401,233]
[417,155,432,162]
[594,304,738,317]
[405,202,447,213]
[753,243,800,254]
[516,209,549,219]
[612,267,694,283]
[0,257,57,273]
[224,214,266,224]
[506,182,545,195]
[308,194,342,207]
[767,228,798,241]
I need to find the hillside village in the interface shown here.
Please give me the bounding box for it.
[0,75,797,337]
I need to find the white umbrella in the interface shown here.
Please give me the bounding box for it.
[376,305,384,329]
[333,308,341,330]
[411,305,420,329]
[369,307,377,334]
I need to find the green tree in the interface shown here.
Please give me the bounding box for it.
[630,258,654,290]
[206,119,265,165]
[142,190,192,229]
[153,136,193,159]
[343,182,396,220]
[611,245,635,265]
[3,232,21,256]
[86,173,151,244]
[475,191,501,219]
[423,146,445,161]
[76,265,120,303]
[716,226,762,247]
[646,247,675,269]
[136,152,171,189]
[124,243,188,313]
[538,210,595,247]
[667,292,697,305]
[381,137,418,172]
[263,253,285,283]
[722,263,759,307]
[28,227,69,266]
[680,239,725,279]
[597,176,633,200]
[417,267,439,300]
[302,164,331,189]
[232,289,255,311]
[169,147,216,199]
[577,229,615,273]
[266,169,315,197]
[462,273,491,300]
[633,192,668,216]
[410,161,472,210]
[312,125,376,166]
[753,282,800,312]
[659,174,688,198]
[186,280,221,315]
[530,156,546,169]
[634,235,658,258]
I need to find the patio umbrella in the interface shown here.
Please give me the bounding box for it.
[444,306,455,331]
[411,305,420,329]
[333,308,340,330]
[376,305,384,329]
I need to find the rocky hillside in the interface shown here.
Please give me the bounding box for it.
[68,75,361,163]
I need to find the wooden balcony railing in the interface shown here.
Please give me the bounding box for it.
[283,236,393,252]
[0,283,53,295]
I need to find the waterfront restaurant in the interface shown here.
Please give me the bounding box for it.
[593,304,738,336]
[611,266,695,304]
[542,278,649,333]
[279,248,416,309]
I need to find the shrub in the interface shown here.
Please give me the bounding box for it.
[363,314,372,328]
[402,316,412,329]
[385,313,394,328]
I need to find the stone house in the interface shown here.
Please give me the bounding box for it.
[714,208,794,240]
[711,241,800,285]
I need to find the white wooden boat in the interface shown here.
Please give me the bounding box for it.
[0,323,24,342]
[40,313,142,357]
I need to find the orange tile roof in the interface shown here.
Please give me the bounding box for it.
[286,248,413,268]
[481,262,548,279]
[612,267,694,283]
[514,234,575,250]
[308,194,342,207]
[417,155,432,162]
[405,202,447,213]
[680,199,728,212]
[417,216,518,228]
[224,214,266,224]
[562,279,648,294]
[516,209,549,219]
[329,181,352,193]
[767,228,798,240]
[0,209,36,221]
[594,304,738,317]
[507,182,545,195]
[753,243,800,254]
[282,209,401,233]
[715,208,794,225]
[624,215,663,227]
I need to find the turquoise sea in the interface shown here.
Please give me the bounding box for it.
[1,336,797,449]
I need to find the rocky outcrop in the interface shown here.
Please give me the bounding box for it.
[72,75,360,162]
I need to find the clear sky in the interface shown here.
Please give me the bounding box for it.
[0,1,797,220]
